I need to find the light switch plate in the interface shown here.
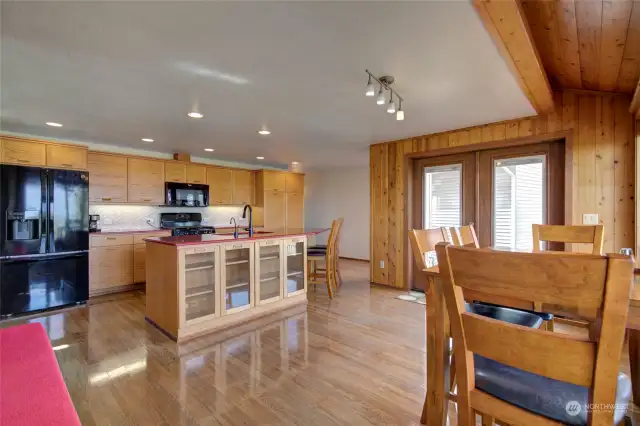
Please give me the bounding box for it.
[379,260,385,269]
[582,214,599,225]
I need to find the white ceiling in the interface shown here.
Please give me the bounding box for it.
[1,1,536,169]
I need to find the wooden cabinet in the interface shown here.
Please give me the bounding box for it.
[260,170,286,192]
[133,231,170,283]
[128,158,165,204]
[221,241,255,314]
[233,170,254,205]
[1,138,46,166]
[46,145,87,170]
[88,153,128,203]
[286,192,304,229]
[283,237,307,297]
[90,244,134,295]
[263,190,286,229]
[207,167,234,205]
[285,173,304,193]
[181,245,220,324]
[187,165,207,184]
[90,234,134,247]
[165,162,186,183]
[254,239,283,305]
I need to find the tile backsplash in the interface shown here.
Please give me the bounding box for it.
[89,205,250,231]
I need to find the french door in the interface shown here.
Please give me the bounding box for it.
[411,141,564,290]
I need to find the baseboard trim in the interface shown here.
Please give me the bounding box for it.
[339,256,369,262]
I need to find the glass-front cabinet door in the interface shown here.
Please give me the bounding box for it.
[255,239,284,305]
[221,241,254,314]
[283,237,306,297]
[179,245,219,325]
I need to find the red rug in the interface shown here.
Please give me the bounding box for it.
[0,322,81,426]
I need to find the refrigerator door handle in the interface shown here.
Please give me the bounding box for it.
[0,250,89,261]
[41,168,49,253]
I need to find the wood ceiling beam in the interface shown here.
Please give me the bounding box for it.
[472,0,555,114]
[631,79,640,118]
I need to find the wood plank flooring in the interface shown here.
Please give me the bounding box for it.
[1,260,638,425]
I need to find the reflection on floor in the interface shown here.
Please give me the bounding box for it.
[0,259,637,425]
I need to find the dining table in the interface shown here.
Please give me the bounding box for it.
[419,250,640,426]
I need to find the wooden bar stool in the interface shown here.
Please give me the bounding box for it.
[435,242,633,425]
[307,219,340,298]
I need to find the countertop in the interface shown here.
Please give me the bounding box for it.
[144,228,330,246]
[89,225,259,236]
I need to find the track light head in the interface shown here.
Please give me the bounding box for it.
[365,75,375,96]
[387,100,396,114]
[376,86,385,105]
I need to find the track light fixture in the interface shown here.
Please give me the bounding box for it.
[365,69,405,121]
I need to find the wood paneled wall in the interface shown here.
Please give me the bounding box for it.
[370,91,635,288]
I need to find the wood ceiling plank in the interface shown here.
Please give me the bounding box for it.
[616,2,640,93]
[473,0,554,113]
[555,0,583,89]
[598,0,633,92]
[575,0,603,90]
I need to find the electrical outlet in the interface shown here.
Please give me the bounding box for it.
[379,260,385,269]
[145,217,155,225]
[582,213,599,225]
[103,218,113,225]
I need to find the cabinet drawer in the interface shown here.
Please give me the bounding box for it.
[182,245,217,255]
[257,239,281,247]
[133,231,170,245]
[90,234,134,247]
[46,145,87,169]
[1,139,46,166]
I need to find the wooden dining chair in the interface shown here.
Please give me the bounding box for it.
[307,219,341,298]
[410,228,545,424]
[435,242,633,426]
[532,224,604,254]
[532,224,605,335]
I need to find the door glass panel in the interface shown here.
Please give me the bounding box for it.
[285,241,304,294]
[259,244,281,302]
[184,251,216,321]
[492,155,546,250]
[423,164,462,229]
[225,247,251,310]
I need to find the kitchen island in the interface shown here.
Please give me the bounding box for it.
[143,229,328,342]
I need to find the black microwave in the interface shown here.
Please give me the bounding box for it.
[165,182,209,207]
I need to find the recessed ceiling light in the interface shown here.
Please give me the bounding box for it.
[256,156,265,160]
[292,161,299,165]
[257,130,271,135]
[141,138,154,142]
[46,122,63,127]
[204,148,214,152]
[188,112,203,118]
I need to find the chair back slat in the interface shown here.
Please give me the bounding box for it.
[532,224,604,254]
[409,228,447,271]
[446,224,480,248]
[445,246,607,311]
[462,312,595,387]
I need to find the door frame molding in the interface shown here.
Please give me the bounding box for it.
[404,130,574,291]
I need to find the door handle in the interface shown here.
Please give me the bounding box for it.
[61,163,72,167]
[102,197,112,201]
[17,159,30,163]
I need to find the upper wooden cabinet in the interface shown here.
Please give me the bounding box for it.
[261,171,286,192]
[285,173,304,193]
[46,145,87,170]
[285,192,304,229]
[1,138,46,166]
[207,167,233,205]
[128,158,165,204]
[233,170,254,205]
[88,153,128,203]
[263,189,286,229]
[165,162,186,183]
[187,165,207,184]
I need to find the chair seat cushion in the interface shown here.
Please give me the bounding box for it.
[474,355,631,425]
[307,250,326,256]
[473,301,554,322]
[466,303,544,329]
[308,245,327,250]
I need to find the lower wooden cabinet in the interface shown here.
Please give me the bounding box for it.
[134,244,146,283]
[254,239,284,305]
[283,237,307,297]
[90,245,134,295]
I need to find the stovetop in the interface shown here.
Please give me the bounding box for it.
[170,226,216,237]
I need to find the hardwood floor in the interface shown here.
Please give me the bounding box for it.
[1,259,637,425]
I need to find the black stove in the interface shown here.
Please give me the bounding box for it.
[160,213,216,236]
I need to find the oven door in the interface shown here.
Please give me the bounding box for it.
[0,252,88,317]
[165,182,209,206]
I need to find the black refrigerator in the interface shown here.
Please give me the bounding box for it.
[0,165,89,318]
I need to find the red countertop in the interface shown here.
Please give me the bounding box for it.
[144,228,330,246]
[90,229,170,236]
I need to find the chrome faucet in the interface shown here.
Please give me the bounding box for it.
[229,217,239,239]
[242,204,253,237]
